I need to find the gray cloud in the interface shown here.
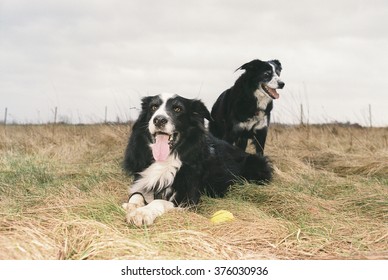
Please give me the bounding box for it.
[1,0,387,125]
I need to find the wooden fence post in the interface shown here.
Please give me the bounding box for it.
[4,107,7,125]
[54,107,58,125]
[52,107,58,137]
[300,104,304,126]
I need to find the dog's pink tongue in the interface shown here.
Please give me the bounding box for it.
[269,88,280,99]
[151,134,170,161]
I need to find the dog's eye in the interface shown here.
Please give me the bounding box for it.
[264,71,271,77]
[151,105,159,111]
[173,106,182,113]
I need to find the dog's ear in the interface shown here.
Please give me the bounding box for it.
[268,60,282,72]
[235,59,263,72]
[140,96,153,110]
[191,99,213,121]
[134,96,153,122]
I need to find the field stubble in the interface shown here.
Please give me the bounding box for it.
[0,124,387,259]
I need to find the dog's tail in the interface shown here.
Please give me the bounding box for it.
[242,154,273,184]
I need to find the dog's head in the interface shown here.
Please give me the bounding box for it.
[140,93,211,162]
[237,59,285,99]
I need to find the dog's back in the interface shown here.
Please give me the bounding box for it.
[202,133,272,197]
[208,89,229,139]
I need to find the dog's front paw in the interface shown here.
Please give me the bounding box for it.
[123,202,140,215]
[126,207,156,227]
[123,193,146,222]
[125,200,175,227]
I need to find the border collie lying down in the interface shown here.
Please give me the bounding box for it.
[122,93,273,226]
[209,59,285,155]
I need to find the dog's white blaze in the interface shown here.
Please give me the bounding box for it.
[266,63,282,89]
[130,154,182,195]
[149,93,177,135]
[257,63,283,101]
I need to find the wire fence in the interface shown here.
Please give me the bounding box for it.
[0,104,379,127]
[1,106,141,126]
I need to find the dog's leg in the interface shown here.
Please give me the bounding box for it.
[224,131,237,145]
[235,136,248,151]
[253,128,267,156]
[123,193,146,222]
[127,200,175,227]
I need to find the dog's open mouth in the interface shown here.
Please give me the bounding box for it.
[262,84,280,99]
[150,132,179,162]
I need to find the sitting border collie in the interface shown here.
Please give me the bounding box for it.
[122,93,272,226]
[209,59,285,155]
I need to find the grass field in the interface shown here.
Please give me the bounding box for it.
[0,123,387,259]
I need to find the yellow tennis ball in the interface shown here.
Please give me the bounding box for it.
[210,210,234,224]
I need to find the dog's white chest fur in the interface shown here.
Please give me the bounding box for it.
[254,89,272,111]
[130,154,182,202]
[235,89,271,131]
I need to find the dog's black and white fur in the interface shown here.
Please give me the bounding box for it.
[123,93,273,226]
[209,59,285,155]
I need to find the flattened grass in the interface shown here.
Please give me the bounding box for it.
[0,124,387,259]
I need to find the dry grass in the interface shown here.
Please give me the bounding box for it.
[0,123,387,259]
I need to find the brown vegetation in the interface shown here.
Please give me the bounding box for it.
[0,124,387,259]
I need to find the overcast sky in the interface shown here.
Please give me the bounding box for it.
[1,0,387,126]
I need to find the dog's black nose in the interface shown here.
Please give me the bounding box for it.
[153,115,168,127]
[278,81,285,89]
